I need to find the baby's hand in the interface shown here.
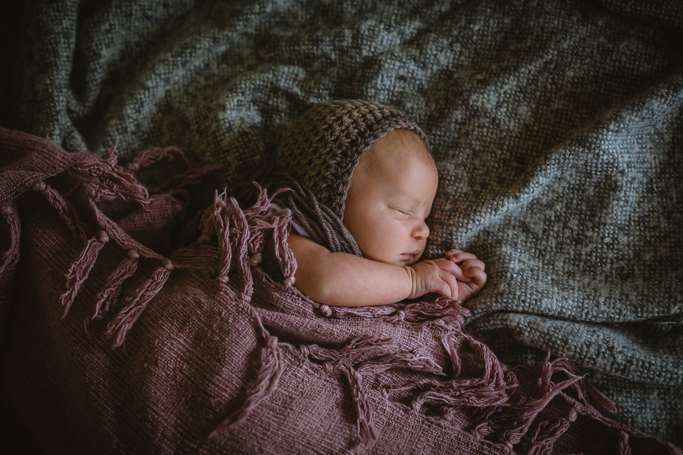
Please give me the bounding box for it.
[403,251,486,302]
[445,249,487,303]
[403,259,464,300]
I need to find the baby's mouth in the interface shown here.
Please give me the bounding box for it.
[401,249,421,261]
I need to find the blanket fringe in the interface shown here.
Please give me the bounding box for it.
[68,141,150,206]
[300,335,397,448]
[384,334,512,417]
[328,304,400,319]
[208,184,297,294]
[484,354,585,446]
[256,188,297,282]
[397,298,468,330]
[339,361,376,445]
[210,336,283,438]
[550,356,616,414]
[125,146,192,172]
[358,352,444,376]
[442,332,463,377]
[302,334,396,364]
[59,230,109,319]
[212,193,233,283]
[125,145,223,193]
[1,141,221,349]
[527,412,575,455]
[33,181,89,243]
[207,185,299,438]
[90,249,140,321]
[326,297,469,329]
[226,196,252,299]
[619,431,633,455]
[106,261,173,348]
[5,145,626,451]
[0,204,20,277]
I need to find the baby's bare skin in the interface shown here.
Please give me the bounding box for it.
[288,130,487,307]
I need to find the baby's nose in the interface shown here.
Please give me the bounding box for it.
[414,220,429,239]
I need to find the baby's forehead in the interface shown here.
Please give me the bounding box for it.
[351,132,438,203]
[356,129,435,176]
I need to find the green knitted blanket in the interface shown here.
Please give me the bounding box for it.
[2,0,681,446]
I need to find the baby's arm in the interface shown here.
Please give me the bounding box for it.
[287,233,469,307]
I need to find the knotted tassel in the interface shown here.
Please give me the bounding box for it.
[0,205,20,277]
[60,230,109,319]
[213,193,232,283]
[470,338,506,384]
[299,335,397,448]
[33,181,89,243]
[338,361,377,447]
[245,185,295,279]
[400,298,468,330]
[330,304,399,319]
[106,261,173,347]
[358,352,443,376]
[551,356,617,414]
[197,195,218,242]
[91,249,140,321]
[302,335,396,364]
[126,146,192,173]
[242,183,280,255]
[442,332,463,377]
[270,205,297,286]
[402,376,510,413]
[210,336,283,437]
[496,356,584,446]
[225,197,252,301]
[69,141,150,205]
[528,410,575,455]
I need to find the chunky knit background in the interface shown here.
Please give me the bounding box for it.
[1,0,682,446]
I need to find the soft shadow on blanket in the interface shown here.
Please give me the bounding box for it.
[1,0,682,452]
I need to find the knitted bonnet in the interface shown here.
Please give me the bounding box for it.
[239,99,429,256]
[275,99,429,218]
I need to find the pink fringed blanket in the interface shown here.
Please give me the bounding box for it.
[0,127,679,454]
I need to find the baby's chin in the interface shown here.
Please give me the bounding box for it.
[397,254,422,267]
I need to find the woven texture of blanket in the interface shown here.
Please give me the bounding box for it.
[1,0,682,449]
[1,127,680,454]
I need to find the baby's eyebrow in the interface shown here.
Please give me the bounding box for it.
[396,192,432,216]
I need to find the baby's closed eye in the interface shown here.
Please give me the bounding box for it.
[392,208,411,219]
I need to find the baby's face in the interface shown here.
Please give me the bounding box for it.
[343,130,438,266]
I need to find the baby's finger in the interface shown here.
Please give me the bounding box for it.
[438,269,459,300]
[448,251,478,264]
[432,276,452,298]
[459,258,486,272]
[434,259,467,281]
[464,268,487,287]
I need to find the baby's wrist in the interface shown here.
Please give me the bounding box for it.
[402,265,416,299]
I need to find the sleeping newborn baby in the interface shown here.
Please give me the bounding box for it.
[245,100,486,307]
